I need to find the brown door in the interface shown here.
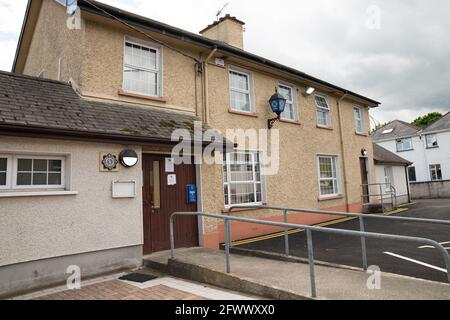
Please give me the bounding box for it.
[360,158,370,204]
[142,155,199,255]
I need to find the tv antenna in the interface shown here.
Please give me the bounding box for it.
[216,3,229,20]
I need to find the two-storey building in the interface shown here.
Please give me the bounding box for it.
[0,0,380,295]
[373,114,450,183]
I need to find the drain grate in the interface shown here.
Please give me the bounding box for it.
[119,273,158,283]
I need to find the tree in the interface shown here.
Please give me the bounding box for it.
[412,112,443,129]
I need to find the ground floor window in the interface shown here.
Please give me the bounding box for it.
[408,166,417,182]
[430,164,442,181]
[223,150,264,206]
[0,155,65,190]
[317,155,340,196]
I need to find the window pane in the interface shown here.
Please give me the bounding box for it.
[18,159,32,171]
[320,180,336,195]
[278,86,292,101]
[315,96,329,109]
[33,159,47,172]
[317,110,329,126]
[230,71,249,91]
[408,167,416,182]
[49,160,62,172]
[0,158,7,171]
[282,103,295,120]
[32,173,47,185]
[230,90,250,112]
[0,172,6,186]
[48,173,62,185]
[17,173,32,185]
[319,158,333,178]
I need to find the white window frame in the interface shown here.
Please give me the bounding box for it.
[353,106,364,134]
[396,138,413,152]
[0,155,12,190]
[11,155,66,190]
[384,166,394,192]
[430,164,442,181]
[316,155,341,197]
[278,82,299,121]
[223,150,265,208]
[122,37,163,97]
[315,94,332,127]
[425,134,439,149]
[228,66,255,113]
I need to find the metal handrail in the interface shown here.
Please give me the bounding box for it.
[170,211,450,298]
[361,183,398,212]
[227,205,450,270]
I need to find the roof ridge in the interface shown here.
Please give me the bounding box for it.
[0,70,70,86]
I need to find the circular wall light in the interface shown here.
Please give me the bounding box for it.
[119,149,139,168]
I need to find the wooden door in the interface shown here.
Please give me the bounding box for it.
[142,155,198,255]
[360,158,370,204]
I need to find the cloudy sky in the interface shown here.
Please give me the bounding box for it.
[1,0,449,125]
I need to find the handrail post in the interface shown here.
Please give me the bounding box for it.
[224,218,231,274]
[284,209,290,256]
[306,229,317,298]
[170,216,175,259]
[359,216,368,270]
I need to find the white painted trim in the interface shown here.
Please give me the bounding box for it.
[278,81,299,121]
[0,155,12,190]
[228,65,255,113]
[314,93,332,127]
[353,105,364,134]
[0,191,78,198]
[122,36,163,98]
[316,155,341,197]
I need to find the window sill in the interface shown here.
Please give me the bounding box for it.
[426,146,439,149]
[118,89,167,103]
[0,191,79,198]
[355,132,369,137]
[317,125,334,130]
[228,109,258,118]
[318,194,344,201]
[221,207,263,213]
[280,119,301,126]
[397,149,414,153]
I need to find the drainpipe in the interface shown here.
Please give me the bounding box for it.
[202,46,218,124]
[337,91,350,212]
[405,165,412,203]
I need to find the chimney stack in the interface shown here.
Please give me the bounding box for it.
[200,14,245,49]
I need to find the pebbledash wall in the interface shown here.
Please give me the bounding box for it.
[16,0,377,253]
[0,136,143,296]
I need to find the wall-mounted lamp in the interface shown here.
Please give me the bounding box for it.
[119,149,139,168]
[305,87,316,96]
[268,88,287,130]
[361,148,368,157]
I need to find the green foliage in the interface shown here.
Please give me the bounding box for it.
[411,112,443,129]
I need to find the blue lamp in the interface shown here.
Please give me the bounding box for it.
[268,88,287,129]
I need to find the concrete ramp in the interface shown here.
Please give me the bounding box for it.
[144,248,450,300]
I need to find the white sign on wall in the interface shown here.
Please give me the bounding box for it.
[165,158,175,173]
[167,174,177,186]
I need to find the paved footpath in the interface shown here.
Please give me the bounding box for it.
[10,272,257,301]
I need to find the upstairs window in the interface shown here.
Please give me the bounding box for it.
[317,156,340,197]
[278,84,298,121]
[229,68,253,113]
[223,150,264,206]
[353,107,364,134]
[430,164,442,181]
[425,134,439,149]
[123,40,161,97]
[396,138,413,152]
[315,95,331,127]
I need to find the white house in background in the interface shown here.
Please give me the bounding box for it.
[373,143,412,205]
[372,113,450,183]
